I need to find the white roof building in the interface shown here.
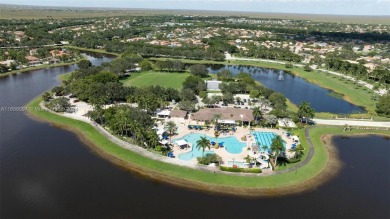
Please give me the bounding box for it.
[205,80,222,91]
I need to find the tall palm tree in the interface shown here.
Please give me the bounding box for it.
[271,135,284,168]
[211,113,222,129]
[165,121,177,143]
[196,136,210,158]
[289,144,304,159]
[252,106,262,125]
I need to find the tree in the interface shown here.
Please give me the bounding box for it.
[77,59,92,69]
[42,92,52,102]
[270,135,284,168]
[139,60,152,71]
[376,94,390,117]
[189,64,208,77]
[252,107,262,124]
[51,86,65,96]
[46,97,71,112]
[290,144,304,159]
[269,92,287,111]
[264,115,278,128]
[217,69,233,81]
[196,136,210,159]
[182,75,205,94]
[211,113,222,128]
[178,100,196,112]
[297,101,315,123]
[304,64,312,72]
[180,88,196,101]
[165,121,177,143]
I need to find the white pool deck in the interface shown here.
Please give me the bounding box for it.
[158,117,297,166]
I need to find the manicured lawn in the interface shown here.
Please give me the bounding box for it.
[121,71,190,90]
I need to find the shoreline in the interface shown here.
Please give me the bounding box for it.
[0,61,79,78]
[26,96,390,197]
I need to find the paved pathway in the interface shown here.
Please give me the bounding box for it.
[273,126,315,175]
[313,119,390,128]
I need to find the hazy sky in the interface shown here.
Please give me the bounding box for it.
[2,0,389,16]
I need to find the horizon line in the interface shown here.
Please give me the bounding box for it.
[1,3,389,17]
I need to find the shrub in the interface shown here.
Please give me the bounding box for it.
[220,166,262,173]
[197,154,221,165]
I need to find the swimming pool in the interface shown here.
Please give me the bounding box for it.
[176,133,246,161]
[252,132,286,152]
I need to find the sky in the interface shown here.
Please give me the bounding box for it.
[1,0,389,16]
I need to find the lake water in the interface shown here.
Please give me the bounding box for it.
[207,65,365,114]
[0,53,388,218]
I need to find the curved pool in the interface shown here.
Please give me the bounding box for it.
[176,133,246,161]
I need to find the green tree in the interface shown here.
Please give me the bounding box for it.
[304,64,312,72]
[165,121,178,143]
[297,101,315,123]
[252,107,262,125]
[290,144,304,159]
[46,97,71,112]
[189,64,208,77]
[217,69,233,81]
[178,100,196,112]
[271,135,284,168]
[139,60,152,71]
[196,136,211,159]
[77,59,92,69]
[376,94,390,117]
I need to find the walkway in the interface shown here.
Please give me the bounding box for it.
[313,119,390,128]
[273,127,315,175]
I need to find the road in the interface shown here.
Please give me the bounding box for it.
[313,118,390,128]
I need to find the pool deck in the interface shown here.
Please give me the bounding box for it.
[159,117,296,166]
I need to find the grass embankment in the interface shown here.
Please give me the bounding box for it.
[121,71,190,90]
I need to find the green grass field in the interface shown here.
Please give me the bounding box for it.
[121,71,190,90]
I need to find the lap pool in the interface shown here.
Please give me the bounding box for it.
[252,132,286,152]
[176,133,246,161]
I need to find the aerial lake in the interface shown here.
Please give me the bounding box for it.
[0,53,388,218]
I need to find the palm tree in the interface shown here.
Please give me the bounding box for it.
[252,106,262,125]
[290,144,304,159]
[270,135,284,168]
[147,128,159,148]
[211,113,222,129]
[196,136,210,158]
[165,121,177,143]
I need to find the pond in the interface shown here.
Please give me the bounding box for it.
[207,64,365,114]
